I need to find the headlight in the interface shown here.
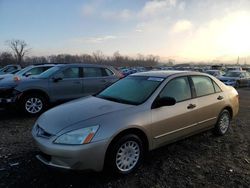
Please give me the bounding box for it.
[54,125,99,145]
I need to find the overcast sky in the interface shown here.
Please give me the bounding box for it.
[1,0,250,62]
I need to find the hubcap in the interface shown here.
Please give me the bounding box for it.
[116,141,140,172]
[219,113,230,134]
[25,97,43,114]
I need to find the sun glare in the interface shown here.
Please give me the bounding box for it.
[217,12,250,55]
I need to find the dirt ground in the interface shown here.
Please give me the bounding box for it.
[0,88,249,188]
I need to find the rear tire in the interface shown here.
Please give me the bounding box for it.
[106,134,144,174]
[214,109,231,136]
[20,93,48,115]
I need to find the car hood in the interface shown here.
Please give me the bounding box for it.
[0,76,42,87]
[37,96,132,134]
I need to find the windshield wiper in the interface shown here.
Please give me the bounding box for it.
[96,95,136,105]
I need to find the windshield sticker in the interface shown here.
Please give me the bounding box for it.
[148,77,164,82]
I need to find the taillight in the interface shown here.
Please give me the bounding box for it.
[118,72,124,79]
[13,76,21,82]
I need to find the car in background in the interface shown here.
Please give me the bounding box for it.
[32,71,239,174]
[219,70,250,88]
[226,66,242,72]
[205,70,225,78]
[0,64,21,75]
[0,64,122,115]
[0,64,54,81]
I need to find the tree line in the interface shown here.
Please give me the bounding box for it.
[0,39,159,68]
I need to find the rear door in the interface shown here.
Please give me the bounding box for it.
[151,76,199,147]
[82,67,117,96]
[49,67,83,101]
[190,75,225,128]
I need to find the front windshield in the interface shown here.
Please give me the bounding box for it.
[36,66,61,78]
[15,66,32,76]
[96,76,164,105]
[224,72,241,77]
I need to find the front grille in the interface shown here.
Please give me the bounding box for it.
[36,124,52,138]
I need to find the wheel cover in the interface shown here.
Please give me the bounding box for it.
[219,113,230,134]
[25,97,43,114]
[116,141,140,172]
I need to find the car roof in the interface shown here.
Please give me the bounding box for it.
[131,70,190,78]
[28,64,56,67]
[227,70,246,72]
[53,63,112,68]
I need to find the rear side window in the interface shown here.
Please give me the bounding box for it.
[55,67,80,79]
[191,76,215,97]
[159,77,191,102]
[84,67,113,77]
[84,67,102,77]
[213,81,222,93]
[103,68,114,76]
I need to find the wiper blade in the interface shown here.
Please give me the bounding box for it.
[96,95,136,105]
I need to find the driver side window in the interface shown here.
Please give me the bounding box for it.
[159,77,191,102]
[55,67,80,79]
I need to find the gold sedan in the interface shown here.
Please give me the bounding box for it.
[32,71,239,174]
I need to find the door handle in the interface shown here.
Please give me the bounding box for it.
[187,104,196,109]
[217,95,224,100]
[100,80,107,83]
[73,81,81,84]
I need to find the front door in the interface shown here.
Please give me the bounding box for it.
[151,76,199,148]
[49,67,83,101]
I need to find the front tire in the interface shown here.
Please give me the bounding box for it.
[214,109,231,136]
[20,94,47,115]
[106,134,144,174]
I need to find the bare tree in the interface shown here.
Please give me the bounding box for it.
[6,39,30,64]
[0,52,15,66]
[92,50,105,63]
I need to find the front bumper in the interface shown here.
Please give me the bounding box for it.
[0,88,22,108]
[32,132,109,172]
[0,97,17,108]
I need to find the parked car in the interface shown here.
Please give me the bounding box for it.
[0,64,54,81]
[205,70,225,78]
[32,71,239,174]
[0,64,122,115]
[0,64,21,75]
[219,70,250,87]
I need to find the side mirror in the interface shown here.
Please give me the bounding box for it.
[24,72,32,77]
[53,77,63,82]
[152,97,176,109]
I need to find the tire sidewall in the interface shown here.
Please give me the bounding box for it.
[215,110,231,135]
[107,134,145,175]
[20,94,47,115]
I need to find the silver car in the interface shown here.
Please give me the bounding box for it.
[32,71,239,174]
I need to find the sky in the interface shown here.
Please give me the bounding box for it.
[1,0,250,63]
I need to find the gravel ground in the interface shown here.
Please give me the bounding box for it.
[0,88,250,188]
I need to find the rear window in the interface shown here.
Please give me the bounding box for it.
[191,76,215,97]
[213,81,222,93]
[159,77,191,102]
[84,67,113,77]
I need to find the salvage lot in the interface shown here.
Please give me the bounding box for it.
[0,88,250,187]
